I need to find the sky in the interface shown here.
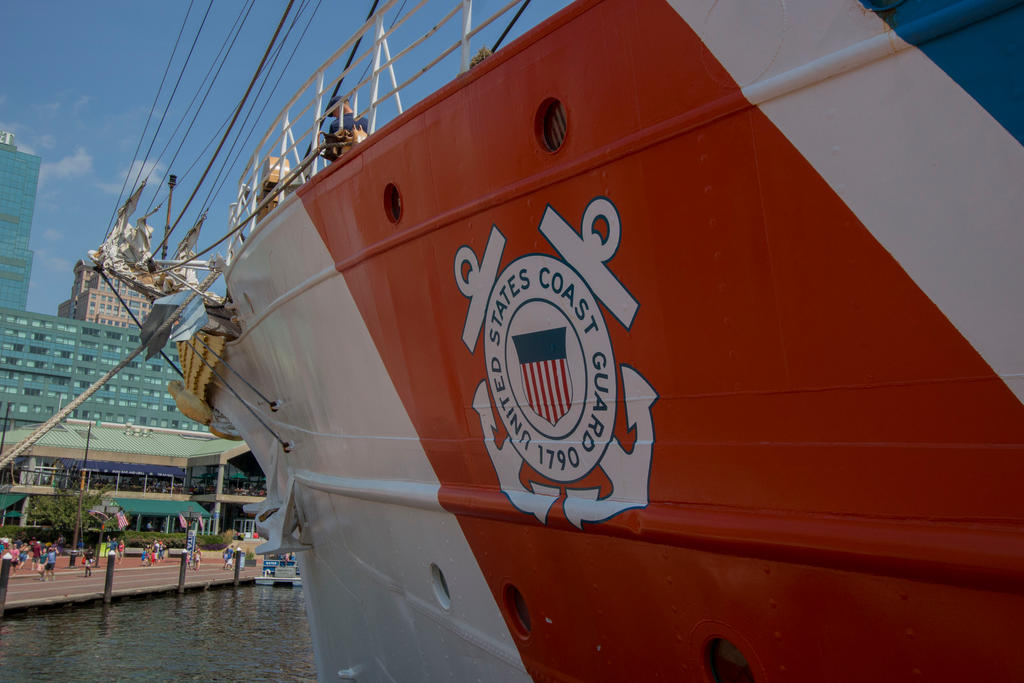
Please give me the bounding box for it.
[1,0,571,316]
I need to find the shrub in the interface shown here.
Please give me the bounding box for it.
[201,541,228,551]
[0,525,58,543]
[122,531,185,548]
[118,531,225,549]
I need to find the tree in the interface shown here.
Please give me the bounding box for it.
[26,490,105,536]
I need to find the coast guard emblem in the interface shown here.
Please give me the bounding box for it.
[454,197,657,528]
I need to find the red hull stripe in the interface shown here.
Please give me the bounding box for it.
[297,0,1024,680]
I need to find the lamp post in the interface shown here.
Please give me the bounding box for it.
[70,423,92,566]
[0,403,11,488]
[0,402,10,457]
[163,174,177,260]
[179,509,202,591]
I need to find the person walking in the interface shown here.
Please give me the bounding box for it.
[45,545,57,581]
[39,545,57,581]
[30,538,41,571]
[84,546,94,577]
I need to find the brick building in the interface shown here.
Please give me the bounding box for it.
[57,259,152,328]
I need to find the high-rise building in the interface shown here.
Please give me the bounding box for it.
[58,259,152,328]
[0,306,205,431]
[0,131,40,311]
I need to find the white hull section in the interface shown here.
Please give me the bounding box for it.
[217,196,527,682]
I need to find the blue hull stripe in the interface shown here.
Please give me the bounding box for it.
[862,0,1024,145]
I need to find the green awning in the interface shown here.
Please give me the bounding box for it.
[3,510,20,518]
[0,494,26,510]
[113,498,211,518]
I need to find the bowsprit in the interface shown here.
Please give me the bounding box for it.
[455,197,658,528]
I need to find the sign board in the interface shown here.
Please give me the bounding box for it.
[186,529,196,556]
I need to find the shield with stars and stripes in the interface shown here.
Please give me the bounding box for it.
[512,327,573,427]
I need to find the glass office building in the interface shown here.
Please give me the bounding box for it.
[0,131,39,311]
[0,307,205,431]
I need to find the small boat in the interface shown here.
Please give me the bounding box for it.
[254,556,302,587]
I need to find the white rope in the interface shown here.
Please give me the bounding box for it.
[0,270,221,469]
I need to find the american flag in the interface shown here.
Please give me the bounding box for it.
[116,511,129,530]
[198,515,205,532]
[179,513,187,529]
[512,327,572,426]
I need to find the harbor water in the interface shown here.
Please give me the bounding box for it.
[0,585,315,680]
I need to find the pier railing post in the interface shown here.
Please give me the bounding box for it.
[0,552,11,618]
[103,550,116,604]
[178,548,188,594]
[233,549,241,586]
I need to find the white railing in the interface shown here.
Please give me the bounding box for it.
[224,0,541,261]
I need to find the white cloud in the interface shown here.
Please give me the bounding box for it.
[39,146,94,185]
[43,228,62,242]
[97,159,165,195]
[73,95,92,112]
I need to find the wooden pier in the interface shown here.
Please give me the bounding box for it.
[0,557,261,615]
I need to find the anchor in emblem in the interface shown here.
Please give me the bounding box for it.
[455,197,658,528]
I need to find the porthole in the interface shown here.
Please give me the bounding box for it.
[503,583,531,637]
[535,98,567,152]
[384,183,402,223]
[708,638,755,683]
[430,563,451,610]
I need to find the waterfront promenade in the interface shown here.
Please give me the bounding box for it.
[2,556,260,614]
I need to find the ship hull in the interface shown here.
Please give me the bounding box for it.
[215,0,1024,680]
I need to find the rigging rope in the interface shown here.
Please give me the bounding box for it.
[104,270,287,449]
[106,0,198,239]
[151,0,297,262]
[200,0,325,216]
[0,271,221,470]
[191,0,315,214]
[190,333,278,410]
[144,0,257,215]
[331,0,382,100]
[301,0,382,162]
[133,0,216,193]
[160,0,288,211]
[152,147,321,274]
[492,0,532,52]
[179,337,290,449]
[97,268,184,380]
